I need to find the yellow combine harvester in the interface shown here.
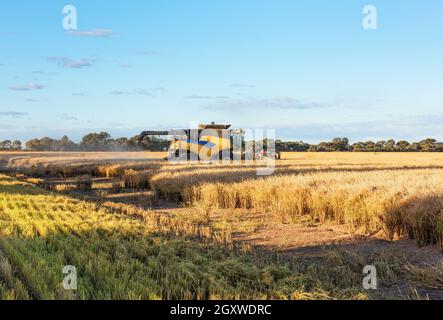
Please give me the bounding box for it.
[137,123,245,161]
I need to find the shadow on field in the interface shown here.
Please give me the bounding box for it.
[380,194,443,249]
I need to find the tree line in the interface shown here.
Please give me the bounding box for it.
[0,140,23,151]
[0,132,169,152]
[275,137,443,152]
[1,133,443,152]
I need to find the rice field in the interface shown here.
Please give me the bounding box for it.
[0,152,442,300]
[0,173,380,300]
[148,153,443,250]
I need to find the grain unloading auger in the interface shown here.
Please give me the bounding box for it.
[137,123,281,161]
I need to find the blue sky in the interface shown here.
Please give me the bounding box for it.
[1,0,442,142]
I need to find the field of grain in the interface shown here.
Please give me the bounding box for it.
[0,152,442,299]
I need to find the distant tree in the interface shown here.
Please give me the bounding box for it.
[113,137,144,151]
[351,143,360,152]
[11,140,22,150]
[0,140,12,150]
[25,139,39,151]
[80,132,113,151]
[17,132,443,153]
[407,142,421,152]
[352,141,378,152]
[57,136,78,151]
[308,138,350,152]
[375,141,386,151]
[292,141,310,151]
[26,137,59,151]
[385,139,396,152]
[128,136,145,151]
[307,144,318,152]
[331,137,350,151]
[351,142,366,152]
[365,141,377,152]
[396,140,410,151]
[317,142,332,152]
[276,140,310,152]
[139,136,170,151]
[419,138,438,152]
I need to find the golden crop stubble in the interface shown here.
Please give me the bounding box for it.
[189,169,443,249]
[1,173,362,300]
[148,155,443,250]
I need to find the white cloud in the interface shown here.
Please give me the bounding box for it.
[47,57,93,69]
[229,83,255,88]
[69,29,113,37]
[135,89,152,96]
[61,113,78,121]
[0,111,28,117]
[205,97,326,110]
[110,87,164,96]
[185,95,229,100]
[257,114,443,143]
[8,82,44,91]
[110,90,130,95]
[137,50,168,56]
